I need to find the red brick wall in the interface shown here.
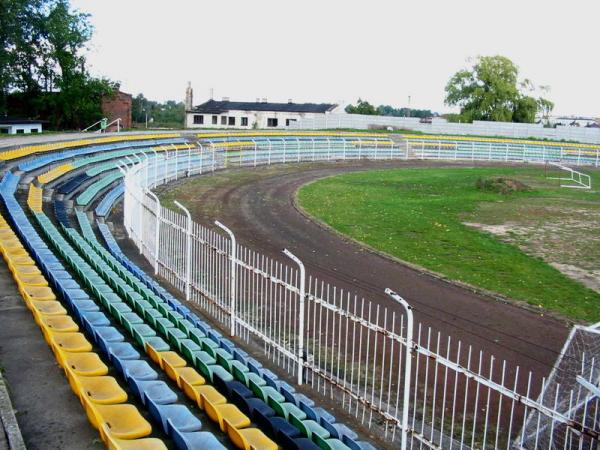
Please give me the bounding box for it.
[101,91,132,131]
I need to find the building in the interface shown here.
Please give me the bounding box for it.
[546,116,600,128]
[0,118,46,135]
[101,90,132,131]
[186,97,339,129]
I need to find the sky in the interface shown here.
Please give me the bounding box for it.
[71,0,600,117]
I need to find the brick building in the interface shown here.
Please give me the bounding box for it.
[101,90,132,131]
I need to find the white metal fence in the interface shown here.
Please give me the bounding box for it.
[288,113,600,145]
[121,140,600,449]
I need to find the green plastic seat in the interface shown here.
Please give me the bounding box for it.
[187,328,207,346]
[144,308,163,327]
[289,415,330,440]
[268,399,306,421]
[166,327,187,348]
[215,348,234,370]
[179,339,202,361]
[131,324,156,347]
[156,318,175,336]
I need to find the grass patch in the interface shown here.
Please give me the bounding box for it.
[298,166,600,321]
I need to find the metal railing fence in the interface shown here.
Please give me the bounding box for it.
[120,140,599,448]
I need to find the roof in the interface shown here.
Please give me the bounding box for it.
[189,99,337,114]
[0,118,47,125]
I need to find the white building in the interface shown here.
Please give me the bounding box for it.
[0,118,45,135]
[185,98,339,129]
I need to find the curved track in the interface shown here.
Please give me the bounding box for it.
[157,160,571,378]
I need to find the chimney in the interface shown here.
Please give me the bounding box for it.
[288,99,293,104]
[185,82,193,110]
[262,98,268,103]
[222,96,229,101]
[256,98,260,103]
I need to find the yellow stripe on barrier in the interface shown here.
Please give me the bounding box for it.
[0,134,180,161]
[150,144,193,151]
[197,131,385,139]
[402,134,600,150]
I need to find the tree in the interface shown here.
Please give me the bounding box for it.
[345,99,377,115]
[445,55,553,123]
[0,0,118,129]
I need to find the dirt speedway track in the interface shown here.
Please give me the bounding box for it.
[155,160,572,382]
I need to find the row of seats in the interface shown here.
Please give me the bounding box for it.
[20,138,186,172]
[16,135,372,450]
[61,219,281,450]
[32,210,227,450]
[76,172,122,207]
[95,184,124,217]
[1,133,180,161]
[75,215,365,450]
[0,174,167,449]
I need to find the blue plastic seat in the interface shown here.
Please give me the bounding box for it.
[119,359,158,381]
[172,429,227,450]
[147,400,201,435]
[132,380,177,406]
[107,342,140,364]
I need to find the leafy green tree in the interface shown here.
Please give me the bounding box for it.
[132,94,185,128]
[0,0,118,129]
[445,55,553,123]
[345,99,377,115]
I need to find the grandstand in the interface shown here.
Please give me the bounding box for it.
[0,131,598,449]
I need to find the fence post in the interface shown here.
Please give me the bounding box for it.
[146,189,161,275]
[284,249,306,386]
[187,143,192,176]
[385,288,413,450]
[172,144,179,181]
[216,221,237,337]
[174,201,192,301]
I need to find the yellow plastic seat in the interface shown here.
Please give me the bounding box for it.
[11,264,41,277]
[62,351,109,377]
[84,400,152,439]
[175,366,205,389]
[185,384,226,409]
[3,246,28,257]
[223,419,278,450]
[76,376,128,405]
[20,285,55,303]
[145,343,162,365]
[6,254,35,267]
[30,300,67,323]
[40,315,79,342]
[203,397,250,431]
[15,273,48,287]
[29,299,66,314]
[102,425,167,450]
[49,332,93,354]
[0,238,23,252]
[157,351,186,370]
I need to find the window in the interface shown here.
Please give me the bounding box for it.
[221,116,227,125]
[212,115,218,125]
[0,128,8,134]
[286,118,297,127]
[241,117,248,126]
[16,129,24,134]
[228,116,235,126]
[193,115,204,124]
[30,128,38,133]
[267,118,278,127]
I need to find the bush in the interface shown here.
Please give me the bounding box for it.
[475,177,530,195]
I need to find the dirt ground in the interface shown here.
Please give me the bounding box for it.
[464,199,600,292]
[155,160,572,388]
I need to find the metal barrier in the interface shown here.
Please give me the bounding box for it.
[121,140,599,448]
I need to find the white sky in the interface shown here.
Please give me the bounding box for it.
[71,0,600,117]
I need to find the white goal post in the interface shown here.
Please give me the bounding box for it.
[546,162,592,189]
